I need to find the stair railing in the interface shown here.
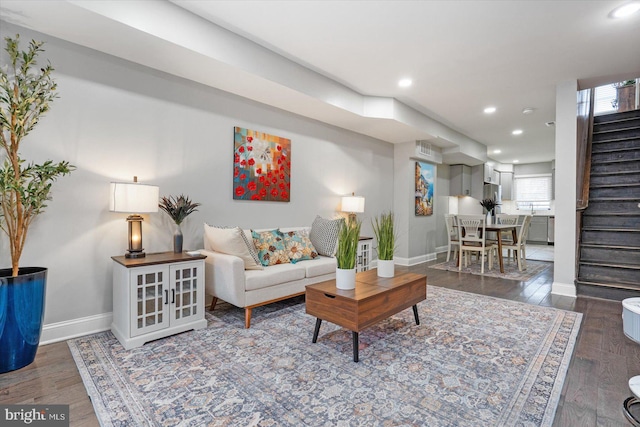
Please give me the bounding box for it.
[575,87,595,276]
[576,87,595,210]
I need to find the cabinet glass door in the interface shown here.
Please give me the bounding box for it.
[130,266,169,337]
[170,262,202,327]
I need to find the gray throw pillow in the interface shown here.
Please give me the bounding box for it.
[309,216,345,257]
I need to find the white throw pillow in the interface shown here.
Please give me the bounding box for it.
[203,224,263,270]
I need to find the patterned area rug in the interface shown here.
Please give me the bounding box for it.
[69,286,581,427]
[430,258,552,281]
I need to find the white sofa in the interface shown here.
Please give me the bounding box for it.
[201,227,337,328]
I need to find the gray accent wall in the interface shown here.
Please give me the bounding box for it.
[0,22,394,327]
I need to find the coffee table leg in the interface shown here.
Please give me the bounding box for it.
[312,318,322,343]
[352,332,359,363]
[413,305,420,325]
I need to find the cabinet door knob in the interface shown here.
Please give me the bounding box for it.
[164,289,169,305]
[171,289,176,304]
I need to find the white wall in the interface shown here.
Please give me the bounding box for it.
[0,23,394,335]
[393,142,443,265]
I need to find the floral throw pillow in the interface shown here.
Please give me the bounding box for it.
[251,229,290,267]
[281,230,319,264]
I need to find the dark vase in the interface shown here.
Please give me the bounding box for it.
[173,225,183,253]
[0,267,47,373]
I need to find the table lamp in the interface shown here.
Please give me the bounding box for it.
[109,176,159,258]
[341,193,365,222]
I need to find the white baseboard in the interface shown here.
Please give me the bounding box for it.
[551,281,577,298]
[40,312,112,345]
[395,252,438,266]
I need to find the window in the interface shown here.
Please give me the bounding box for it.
[514,174,552,211]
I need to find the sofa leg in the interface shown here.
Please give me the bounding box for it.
[209,297,218,311]
[245,308,252,329]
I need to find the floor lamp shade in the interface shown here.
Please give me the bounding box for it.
[110,181,159,258]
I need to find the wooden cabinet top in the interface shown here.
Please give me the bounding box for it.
[111,251,206,268]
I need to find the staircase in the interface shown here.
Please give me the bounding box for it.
[577,109,640,300]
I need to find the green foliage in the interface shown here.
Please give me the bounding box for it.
[479,198,497,213]
[372,211,397,261]
[335,217,361,270]
[0,35,75,276]
[159,194,201,225]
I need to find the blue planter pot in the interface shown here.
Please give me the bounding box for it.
[0,267,47,373]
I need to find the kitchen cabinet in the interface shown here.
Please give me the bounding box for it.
[527,216,549,244]
[111,252,207,349]
[501,172,513,200]
[450,164,472,196]
[484,163,498,183]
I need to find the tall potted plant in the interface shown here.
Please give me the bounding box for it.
[0,35,74,373]
[372,211,397,278]
[335,217,361,290]
[159,194,201,253]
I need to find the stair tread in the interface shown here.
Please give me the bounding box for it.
[590,183,640,188]
[582,227,640,232]
[589,196,640,202]
[576,279,640,290]
[590,170,640,176]
[580,260,640,269]
[580,243,640,250]
[592,136,640,144]
[590,157,640,164]
[592,126,640,135]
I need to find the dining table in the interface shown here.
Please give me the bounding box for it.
[485,224,519,273]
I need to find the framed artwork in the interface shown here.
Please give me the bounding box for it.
[415,161,434,216]
[233,127,291,202]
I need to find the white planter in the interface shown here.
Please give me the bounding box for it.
[377,259,395,278]
[336,267,356,290]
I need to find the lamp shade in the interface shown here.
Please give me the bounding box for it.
[109,182,159,213]
[341,195,365,213]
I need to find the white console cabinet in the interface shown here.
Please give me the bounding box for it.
[111,252,207,349]
[357,237,373,272]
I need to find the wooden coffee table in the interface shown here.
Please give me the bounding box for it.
[305,269,427,362]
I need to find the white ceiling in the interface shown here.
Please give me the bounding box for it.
[1,0,639,165]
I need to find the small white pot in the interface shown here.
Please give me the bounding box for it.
[377,259,395,278]
[336,267,356,290]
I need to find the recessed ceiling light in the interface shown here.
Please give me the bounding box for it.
[522,107,535,114]
[512,129,523,135]
[610,1,640,18]
[484,106,496,114]
[398,78,412,88]
[513,160,520,163]
[493,149,502,154]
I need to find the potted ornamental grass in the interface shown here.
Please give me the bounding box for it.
[335,216,360,290]
[372,211,397,278]
[159,194,201,253]
[0,35,75,372]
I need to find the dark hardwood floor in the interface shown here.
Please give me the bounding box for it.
[1,254,637,426]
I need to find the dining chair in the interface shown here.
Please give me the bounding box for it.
[495,214,520,259]
[502,215,532,271]
[457,214,497,274]
[444,214,459,262]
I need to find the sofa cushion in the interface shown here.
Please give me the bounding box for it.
[244,263,306,291]
[309,216,344,257]
[304,256,337,278]
[203,224,263,270]
[280,229,319,264]
[251,229,290,267]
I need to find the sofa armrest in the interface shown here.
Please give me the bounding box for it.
[200,249,247,308]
